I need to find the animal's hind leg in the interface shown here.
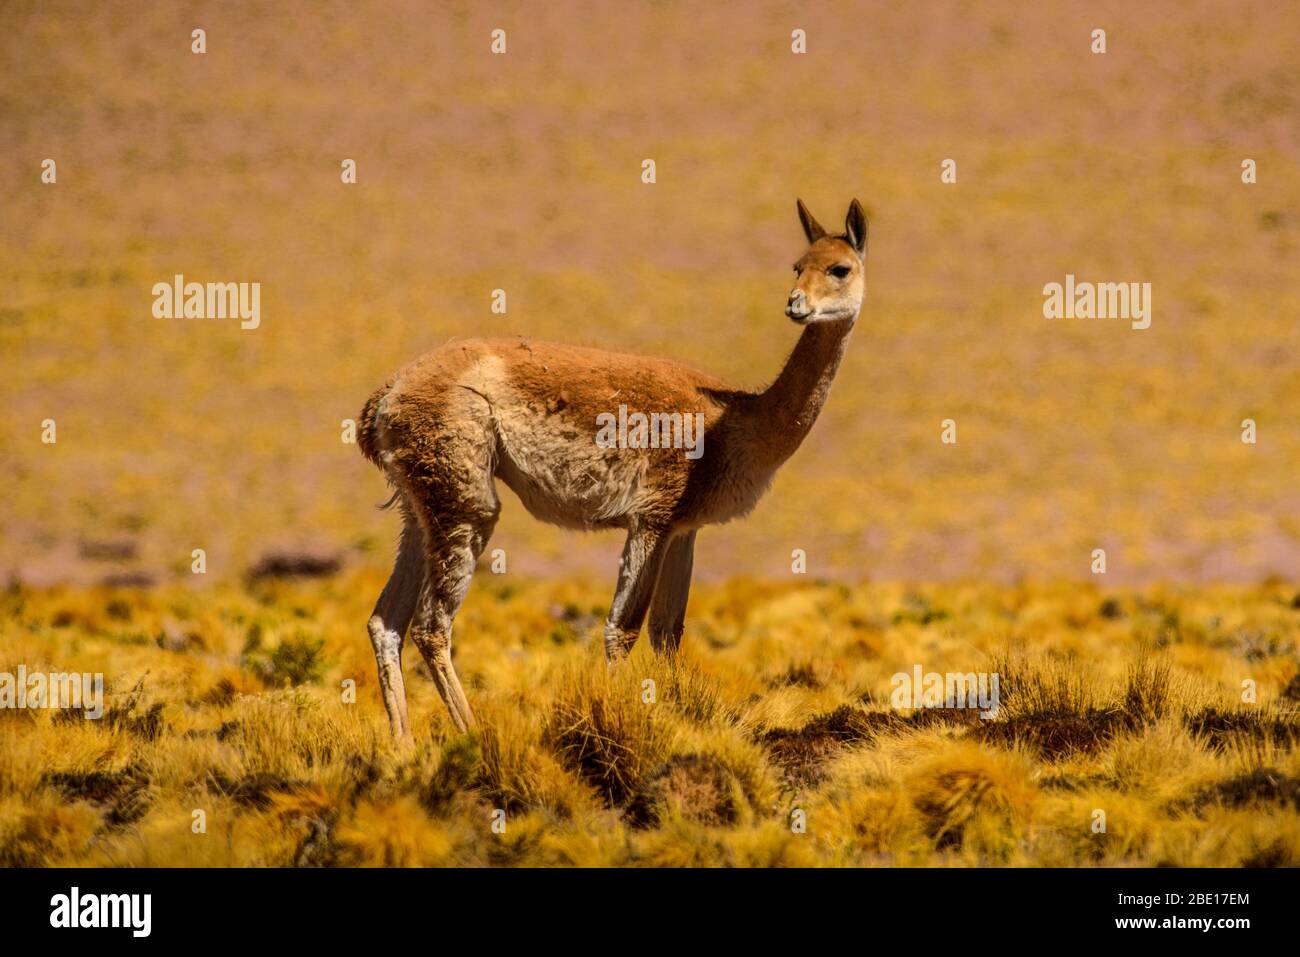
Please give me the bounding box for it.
[387,383,499,733]
[367,510,424,744]
[408,515,496,732]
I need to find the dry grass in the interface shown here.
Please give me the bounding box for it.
[2,573,1298,866]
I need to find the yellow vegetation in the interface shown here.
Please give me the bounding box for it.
[2,574,1297,866]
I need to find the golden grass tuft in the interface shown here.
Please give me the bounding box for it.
[541,662,678,807]
[1,575,1298,866]
[333,796,456,867]
[904,741,1039,859]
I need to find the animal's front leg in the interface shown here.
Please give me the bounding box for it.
[649,530,696,656]
[604,524,671,662]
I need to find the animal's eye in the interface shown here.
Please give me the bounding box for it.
[829,264,851,279]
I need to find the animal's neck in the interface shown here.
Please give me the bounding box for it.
[745,317,855,470]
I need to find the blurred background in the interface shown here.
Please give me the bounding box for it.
[1,0,1296,587]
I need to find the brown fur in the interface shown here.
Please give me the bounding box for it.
[361,199,869,739]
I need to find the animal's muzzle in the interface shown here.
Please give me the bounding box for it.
[786,289,810,320]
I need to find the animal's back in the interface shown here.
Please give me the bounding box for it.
[358,337,742,529]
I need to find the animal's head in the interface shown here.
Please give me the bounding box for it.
[786,198,868,324]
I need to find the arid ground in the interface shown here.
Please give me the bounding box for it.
[1,1,1297,866]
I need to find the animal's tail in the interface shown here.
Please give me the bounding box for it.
[358,382,402,511]
[357,383,389,469]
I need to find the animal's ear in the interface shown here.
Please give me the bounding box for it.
[845,199,868,257]
[796,199,826,244]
